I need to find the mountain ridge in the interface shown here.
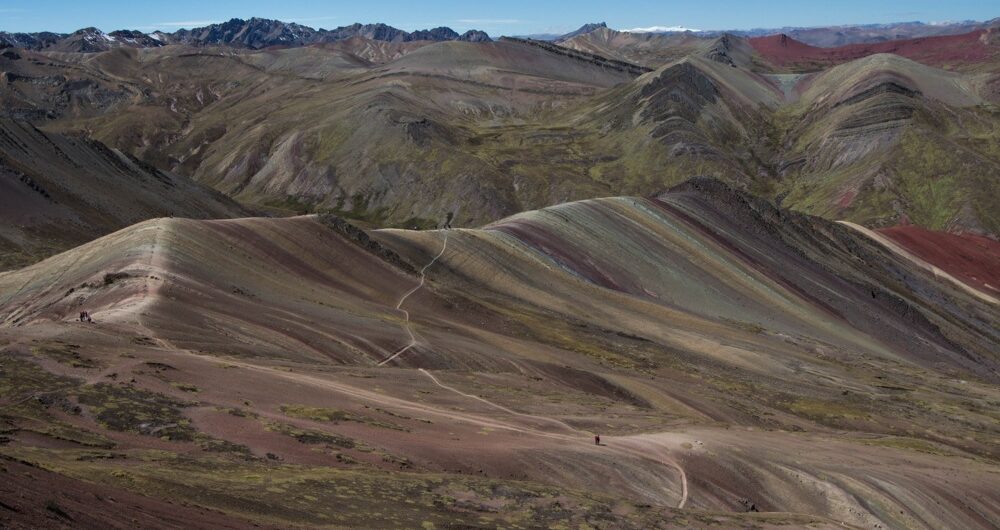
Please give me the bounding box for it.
[0,17,493,52]
[6,16,1000,53]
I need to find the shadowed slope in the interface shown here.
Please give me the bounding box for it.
[0,119,246,269]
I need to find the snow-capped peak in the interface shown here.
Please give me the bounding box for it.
[620,25,702,33]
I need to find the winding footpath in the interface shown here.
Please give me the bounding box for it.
[418,368,579,432]
[418,367,689,509]
[378,232,449,366]
[372,229,689,508]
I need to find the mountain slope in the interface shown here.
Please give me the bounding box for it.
[768,19,1000,47]
[3,23,999,237]
[1,179,998,528]
[0,119,246,269]
[557,22,609,41]
[877,224,1000,296]
[557,26,713,67]
[750,29,1000,72]
[775,54,1000,236]
[34,40,644,227]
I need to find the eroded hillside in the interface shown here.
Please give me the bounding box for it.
[3,28,999,241]
[1,179,998,528]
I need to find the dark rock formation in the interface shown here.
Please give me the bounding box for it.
[170,18,320,48]
[0,18,492,52]
[458,30,492,42]
[316,214,415,274]
[558,22,608,41]
[500,37,651,76]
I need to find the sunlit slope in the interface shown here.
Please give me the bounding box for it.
[377,178,998,377]
[776,54,1000,235]
[9,37,999,234]
[1,215,425,362]
[558,27,713,68]
[5,177,994,375]
[2,179,1000,528]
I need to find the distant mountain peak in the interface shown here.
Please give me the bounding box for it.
[558,22,608,41]
[458,30,491,42]
[157,19,490,49]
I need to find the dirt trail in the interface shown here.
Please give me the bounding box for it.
[838,221,998,304]
[418,368,578,432]
[0,234,118,325]
[201,354,689,508]
[418,367,689,508]
[378,232,449,366]
[116,225,689,509]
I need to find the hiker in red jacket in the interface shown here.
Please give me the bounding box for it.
[594,434,601,445]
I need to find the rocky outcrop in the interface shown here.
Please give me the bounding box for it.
[500,37,651,76]
[556,22,608,42]
[322,23,410,43]
[316,214,415,273]
[458,30,492,42]
[408,27,460,41]
[170,18,320,48]
[0,31,65,50]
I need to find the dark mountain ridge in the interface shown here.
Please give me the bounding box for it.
[0,18,492,52]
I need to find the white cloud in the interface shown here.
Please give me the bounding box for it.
[620,25,702,33]
[456,18,524,25]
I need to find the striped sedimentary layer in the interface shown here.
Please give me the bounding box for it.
[2,178,999,528]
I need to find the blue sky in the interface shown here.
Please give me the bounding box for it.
[1,0,997,35]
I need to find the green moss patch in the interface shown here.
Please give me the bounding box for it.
[32,343,103,369]
[280,404,407,431]
[264,421,357,448]
[78,383,197,441]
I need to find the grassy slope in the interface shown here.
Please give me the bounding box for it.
[4,37,999,238]
[774,55,1000,235]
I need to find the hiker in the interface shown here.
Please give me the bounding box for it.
[79,311,87,322]
[443,212,454,230]
[594,434,600,446]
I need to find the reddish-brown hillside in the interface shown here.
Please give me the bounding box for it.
[750,29,996,69]
[879,225,1000,295]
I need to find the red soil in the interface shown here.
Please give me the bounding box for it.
[750,29,995,69]
[878,225,1000,294]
